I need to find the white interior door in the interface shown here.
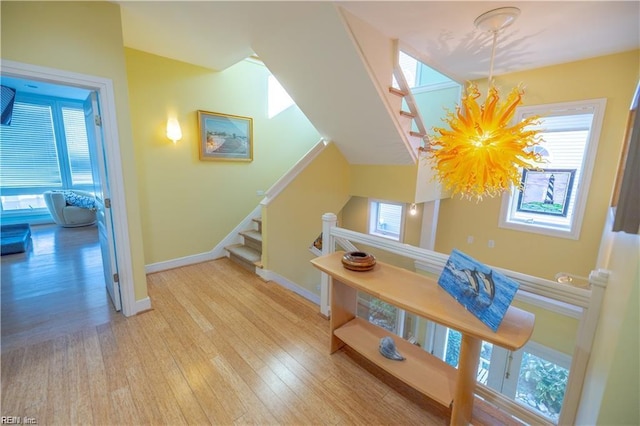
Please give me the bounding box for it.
[85,92,121,311]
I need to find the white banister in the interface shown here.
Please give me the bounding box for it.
[261,139,328,206]
[320,212,337,317]
[558,269,609,426]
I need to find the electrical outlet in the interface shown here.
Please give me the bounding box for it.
[467,235,474,244]
[488,239,495,248]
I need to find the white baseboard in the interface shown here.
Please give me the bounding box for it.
[134,296,152,313]
[145,204,263,274]
[145,251,221,274]
[257,268,320,305]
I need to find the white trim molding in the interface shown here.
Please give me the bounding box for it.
[256,268,321,306]
[145,204,262,274]
[261,139,328,206]
[134,297,152,314]
[1,59,138,317]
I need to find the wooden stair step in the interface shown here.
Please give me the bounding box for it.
[240,229,262,243]
[252,217,262,232]
[389,87,407,97]
[410,131,426,138]
[399,110,415,118]
[226,244,261,262]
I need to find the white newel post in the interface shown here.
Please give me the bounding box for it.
[559,269,609,426]
[320,213,337,317]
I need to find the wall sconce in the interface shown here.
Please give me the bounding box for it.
[166,118,182,144]
[409,203,418,216]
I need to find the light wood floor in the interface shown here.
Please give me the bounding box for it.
[1,232,518,425]
[1,224,116,352]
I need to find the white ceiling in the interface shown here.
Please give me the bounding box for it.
[119,1,640,81]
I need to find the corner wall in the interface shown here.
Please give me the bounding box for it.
[263,142,350,295]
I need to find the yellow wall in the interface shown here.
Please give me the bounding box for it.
[435,50,640,280]
[578,210,640,424]
[340,195,424,270]
[124,49,321,264]
[1,1,148,301]
[264,142,350,294]
[350,164,418,203]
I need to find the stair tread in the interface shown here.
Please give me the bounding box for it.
[400,110,415,118]
[240,229,262,241]
[389,87,407,97]
[252,217,262,223]
[225,244,261,262]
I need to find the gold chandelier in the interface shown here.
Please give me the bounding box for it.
[428,7,543,200]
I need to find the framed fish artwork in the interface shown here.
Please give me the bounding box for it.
[437,249,519,332]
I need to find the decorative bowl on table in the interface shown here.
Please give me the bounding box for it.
[341,251,376,272]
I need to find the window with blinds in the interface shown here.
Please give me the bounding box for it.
[0,95,93,215]
[369,200,405,241]
[499,99,607,239]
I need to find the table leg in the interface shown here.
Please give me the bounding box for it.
[450,334,482,426]
[329,279,357,354]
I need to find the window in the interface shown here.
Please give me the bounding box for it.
[499,99,606,239]
[368,200,405,241]
[267,75,294,118]
[431,324,571,424]
[0,94,93,219]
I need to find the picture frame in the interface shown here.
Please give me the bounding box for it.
[198,110,253,162]
[517,169,576,217]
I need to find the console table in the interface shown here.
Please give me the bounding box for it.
[311,252,535,426]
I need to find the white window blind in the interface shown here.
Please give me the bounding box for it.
[0,102,62,188]
[62,107,93,185]
[369,200,405,241]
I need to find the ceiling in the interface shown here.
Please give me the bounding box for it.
[118,1,640,81]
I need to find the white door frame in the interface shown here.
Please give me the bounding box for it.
[1,59,138,316]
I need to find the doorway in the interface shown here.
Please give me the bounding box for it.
[1,59,137,316]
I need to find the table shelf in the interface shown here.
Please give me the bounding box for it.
[334,317,456,407]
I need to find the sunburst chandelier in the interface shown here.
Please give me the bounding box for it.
[428,7,543,200]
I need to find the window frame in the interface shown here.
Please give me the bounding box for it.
[498,98,607,239]
[368,199,406,242]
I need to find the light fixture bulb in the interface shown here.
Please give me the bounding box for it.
[409,203,417,216]
[166,118,182,144]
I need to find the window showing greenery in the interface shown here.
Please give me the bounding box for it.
[357,293,399,333]
[443,328,493,384]
[516,351,569,422]
[432,325,571,424]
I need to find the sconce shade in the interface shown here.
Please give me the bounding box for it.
[166,118,182,143]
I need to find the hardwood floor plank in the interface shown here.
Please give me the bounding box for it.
[82,327,113,425]
[45,336,70,422]
[66,330,94,424]
[109,386,141,426]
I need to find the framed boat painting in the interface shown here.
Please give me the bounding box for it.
[198,110,253,162]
